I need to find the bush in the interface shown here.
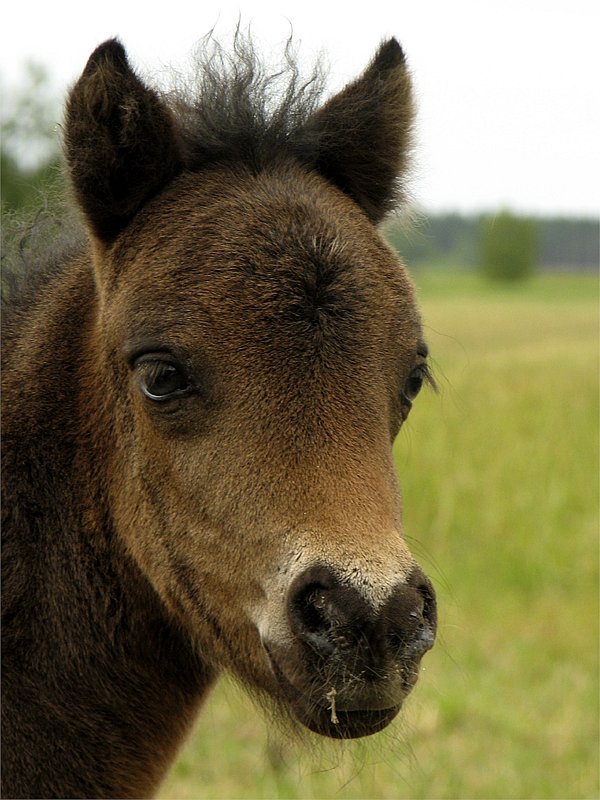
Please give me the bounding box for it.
[480,211,538,281]
[1,63,62,214]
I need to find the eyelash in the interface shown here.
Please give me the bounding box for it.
[419,362,437,392]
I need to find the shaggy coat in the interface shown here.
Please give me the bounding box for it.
[1,35,436,799]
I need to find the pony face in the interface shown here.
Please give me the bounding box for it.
[65,36,436,739]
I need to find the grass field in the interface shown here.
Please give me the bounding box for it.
[160,271,599,800]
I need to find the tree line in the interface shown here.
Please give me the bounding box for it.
[385,212,599,273]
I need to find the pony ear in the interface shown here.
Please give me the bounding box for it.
[64,39,182,243]
[306,38,415,223]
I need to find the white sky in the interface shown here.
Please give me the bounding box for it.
[1,0,599,217]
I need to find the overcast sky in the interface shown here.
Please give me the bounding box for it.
[1,0,598,216]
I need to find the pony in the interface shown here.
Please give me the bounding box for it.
[1,33,437,798]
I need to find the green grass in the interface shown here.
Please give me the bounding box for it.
[161,271,599,800]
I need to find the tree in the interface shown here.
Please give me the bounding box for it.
[480,211,538,281]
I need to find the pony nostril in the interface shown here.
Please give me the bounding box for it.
[381,570,437,661]
[406,566,437,630]
[289,582,338,657]
[412,580,437,656]
[416,579,437,629]
[288,566,367,659]
[293,585,329,634]
[417,624,435,650]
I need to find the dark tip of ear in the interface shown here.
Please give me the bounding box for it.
[375,38,407,70]
[82,38,130,77]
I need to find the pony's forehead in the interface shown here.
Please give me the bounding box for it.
[111,164,414,298]
[102,163,422,373]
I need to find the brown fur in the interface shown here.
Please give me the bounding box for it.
[1,35,435,798]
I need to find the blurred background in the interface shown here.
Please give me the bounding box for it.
[1,1,598,798]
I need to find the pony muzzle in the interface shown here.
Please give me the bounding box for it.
[265,563,437,738]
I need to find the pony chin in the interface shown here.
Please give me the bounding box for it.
[261,642,404,740]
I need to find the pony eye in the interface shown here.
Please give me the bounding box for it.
[136,358,190,402]
[403,365,426,403]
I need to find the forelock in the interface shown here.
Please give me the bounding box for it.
[164,31,328,173]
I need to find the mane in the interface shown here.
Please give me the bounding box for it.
[166,31,328,173]
[1,196,86,326]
